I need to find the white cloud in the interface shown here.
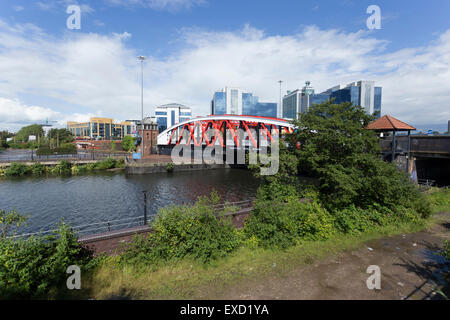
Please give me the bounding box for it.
[105,0,206,11]
[13,6,25,12]
[0,20,449,132]
[36,1,94,14]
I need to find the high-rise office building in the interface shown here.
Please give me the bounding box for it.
[327,81,382,116]
[154,103,192,133]
[282,80,382,119]
[282,81,329,119]
[211,87,277,118]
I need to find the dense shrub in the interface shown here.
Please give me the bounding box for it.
[0,223,94,299]
[51,160,72,175]
[121,135,136,152]
[5,163,32,176]
[121,192,241,266]
[31,162,46,175]
[94,157,116,170]
[36,145,76,156]
[244,195,335,249]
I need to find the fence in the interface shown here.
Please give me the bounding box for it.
[0,151,129,163]
[8,215,147,240]
[8,199,256,240]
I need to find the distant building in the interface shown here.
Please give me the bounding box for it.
[67,117,132,140]
[211,87,277,118]
[326,81,382,117]
[282,81,329,119]
[154,103,192,133]
[282,80,382,120]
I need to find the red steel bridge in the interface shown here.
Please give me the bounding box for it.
[157,115,295,148]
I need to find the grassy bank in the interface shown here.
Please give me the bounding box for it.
[83,188,449,300]
[0,157,126,177]
[85,219,429,299]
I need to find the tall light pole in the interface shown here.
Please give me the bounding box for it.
[138,55,146,163]
[278,80,283,118]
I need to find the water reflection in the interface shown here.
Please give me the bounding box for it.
[0,169,259,234]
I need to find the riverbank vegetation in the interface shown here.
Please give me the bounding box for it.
[1,101,449,299]
[0,157,126,177]
[82,102,449,299]
[0,211,96,299]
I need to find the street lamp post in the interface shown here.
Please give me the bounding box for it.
[138,56,146,164]
[278,80,283,118]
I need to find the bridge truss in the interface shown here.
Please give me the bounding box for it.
[157,115,295,148]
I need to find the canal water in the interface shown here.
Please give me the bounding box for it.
[0,169,259,235]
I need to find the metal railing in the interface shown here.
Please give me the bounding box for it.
[8,199,255,240]
[0,152,128,163]
[8,215,146,240]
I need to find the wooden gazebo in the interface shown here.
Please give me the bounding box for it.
[366,115,416,166]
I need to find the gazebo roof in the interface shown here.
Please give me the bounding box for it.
[366,115,416,131]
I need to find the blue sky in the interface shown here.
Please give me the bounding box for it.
[0,0,449,132]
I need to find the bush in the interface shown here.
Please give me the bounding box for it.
[115,159,125,168]
[95,157,116,170]
[166,163,174,172]
[0,223,94,299]
[121,192,241,266]
[31,162,46,176]
[36,145,76,156]
[121,136,136,152]
[5,163,31,176]
[244,195,335,249]
[51,160,72,175]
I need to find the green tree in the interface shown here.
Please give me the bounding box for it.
[121,135,136,152]
[15,124,44,143]
[47,128,74,145]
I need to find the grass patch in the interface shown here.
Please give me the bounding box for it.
[85,219,428,300]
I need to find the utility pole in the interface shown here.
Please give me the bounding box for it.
[138,56,146,164]
[278,80,283,118]
[142,190,148,225]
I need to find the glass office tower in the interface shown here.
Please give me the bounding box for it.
[282,80,382,120]
[154,103,192,133]
[211,87,277,118]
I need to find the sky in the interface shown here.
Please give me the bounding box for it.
[0,0,449,132]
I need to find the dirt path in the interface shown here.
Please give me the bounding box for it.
[206,213,450,300]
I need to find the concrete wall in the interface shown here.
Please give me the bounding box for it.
[125,163,231,174]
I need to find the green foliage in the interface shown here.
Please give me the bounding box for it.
[36,145,76,155]
[0,223,94,299]
[166,162,174,172]
[15,124,44,143]
[31,162,46,176]
[47,129,74,144]
[94,157,116,170]
[121,136,136,152]
[51,160,72,175]
[244,192,335,249]
[115,159,125,168]
[110,141,116,152]
[0,210,29,239]
[121,192,241,266]
[5,163,32,176]
[244,101,430,250]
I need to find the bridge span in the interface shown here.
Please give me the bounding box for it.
[157,115,295,149]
